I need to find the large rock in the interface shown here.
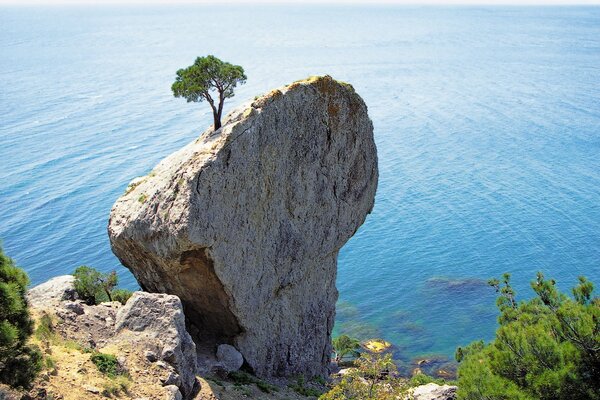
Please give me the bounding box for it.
[114,292,198,398]
[27,275,76,309]
[108,75,378,377]
[216,344,244,372]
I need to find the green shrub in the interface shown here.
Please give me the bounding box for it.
[455,273,600,400]
[73,266,119,305]
[320,352,407,399]
[0,245,43,388]
[90,352,119,377]
[288,375,325,397]
[409,373,452,387]
[332,335,361,363]
[101,375,131,397]
[227,370,278,394]
[35,312,55,342]
[111,289,133,305]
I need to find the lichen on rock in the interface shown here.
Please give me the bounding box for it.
[108,75,378,378]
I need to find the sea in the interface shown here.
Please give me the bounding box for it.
[1,5,599,373]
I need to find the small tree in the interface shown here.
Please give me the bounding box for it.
[332,335,361,363]
[171,55,247,131]
[73,266,118,305]
[0,245,42,388]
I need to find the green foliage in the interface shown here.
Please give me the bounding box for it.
[90,352,119,377]
[73,266,120,305]
[0,245,42,388]
[228,370,256,385]
[227,370,278,394]
[172,55,247,130]
[288,375,323,397]
[101,375,131,397]
[111,289,133,305]
[332,335,361,363]
[320,353,408,400]
[409,373,453,387]
[256,379,278,394]
[35,312,55,342]
[456,273,600,400]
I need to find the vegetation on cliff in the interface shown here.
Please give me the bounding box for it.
[73,266,132,305]
[455,273,599,400]
[171,55,247,130]
[0,245,42,388]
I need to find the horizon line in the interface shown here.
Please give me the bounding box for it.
[2,0,600,5]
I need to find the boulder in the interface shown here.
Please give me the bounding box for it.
[27,275,76,309]
[114,292,197,398]
[108,75,378,377]
[412,383,458,400]
[216,344,244,372]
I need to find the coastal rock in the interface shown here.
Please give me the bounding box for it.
[216,344,244,372]
[27,275,76,309]
[114,292,197,398]
[108,75,378,377]
[412,383,457,400]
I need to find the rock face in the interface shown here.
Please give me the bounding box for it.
[108,75,378,377]
[114,292,198,398]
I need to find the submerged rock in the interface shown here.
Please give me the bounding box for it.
[108,75,378,377]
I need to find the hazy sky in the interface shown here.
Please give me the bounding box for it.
[2,0,600,5]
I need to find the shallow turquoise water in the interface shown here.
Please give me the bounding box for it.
[1,5,599,366]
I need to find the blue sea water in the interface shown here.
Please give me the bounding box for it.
[1,5,599,368]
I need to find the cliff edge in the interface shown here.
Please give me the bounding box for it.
[108,75,378,378]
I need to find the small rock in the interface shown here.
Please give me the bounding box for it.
[163,385,182,400]
[156,361,169,370]
[117,356,127,370]
[100,301,122,308]
[216,344,244,372]
[62,301,84,315]
[412,383,457,400]
[85,386,100,394]
[146,350,158,362]
[161,371,181,387]
[338,368,355,376]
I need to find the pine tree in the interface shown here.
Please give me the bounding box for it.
[456,273,600,400]
[0,245,42,388]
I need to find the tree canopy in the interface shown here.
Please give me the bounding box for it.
[455,273,600,400]
[171,55,246,130]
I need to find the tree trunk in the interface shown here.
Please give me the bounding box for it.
[213,110,221,130]
[105,287,113,302]
[216,90,225,131]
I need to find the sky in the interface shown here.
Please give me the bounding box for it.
[1,0,600,5]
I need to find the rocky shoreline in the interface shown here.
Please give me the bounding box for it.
[2,275,457,400]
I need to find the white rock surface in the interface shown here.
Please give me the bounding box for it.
[216,344,244,372]
[115,292,197,398]
[108,75,378,378]
[412,383,458,400]
[27,275,76,309]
